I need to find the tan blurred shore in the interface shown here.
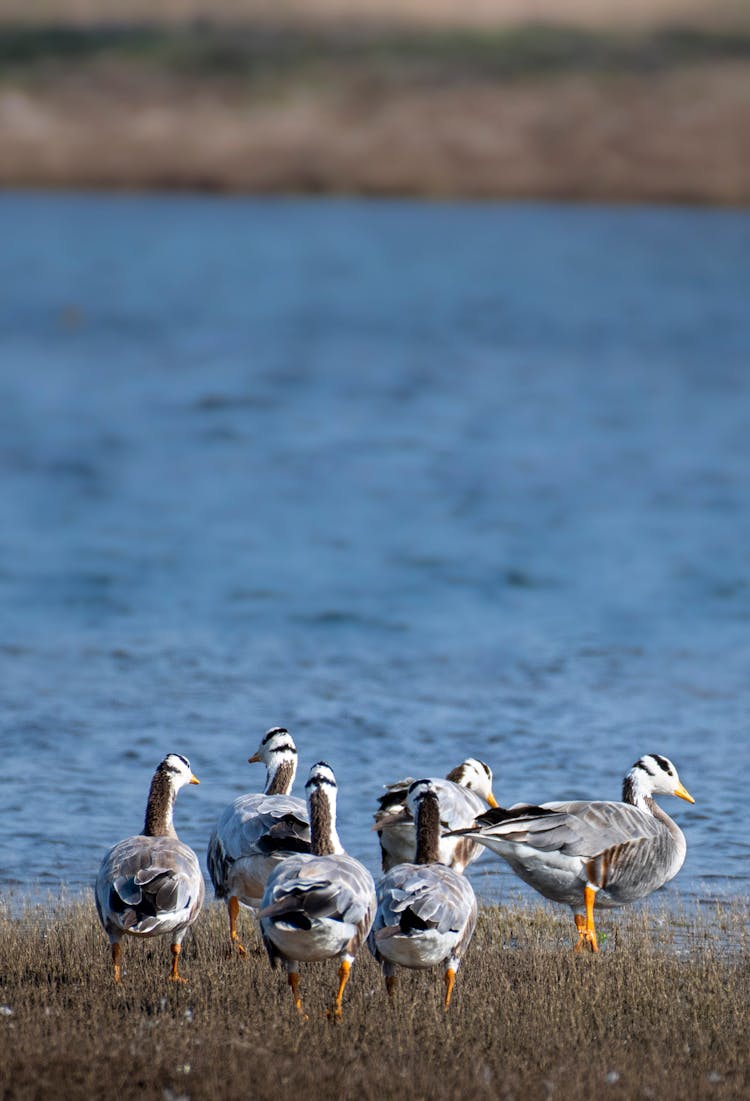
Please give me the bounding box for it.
[0,3,749,203]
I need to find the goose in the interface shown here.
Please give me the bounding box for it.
[259,762,376,1019]
[95,753,204,983]
[447,753,694,952]
[369,779,477,1010]
[206,727,310,955]
[374,758,498,874]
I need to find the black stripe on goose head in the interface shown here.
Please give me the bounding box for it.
[162,753,191,774]
[651,754,674,775]
[262,726,289,745]
[306,762,337,789]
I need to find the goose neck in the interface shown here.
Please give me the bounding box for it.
[265,757,296,796]
[309,788,343,856]
[414,794,441,865]
[143,770,178,838]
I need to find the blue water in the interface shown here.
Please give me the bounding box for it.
[1,194,749,911]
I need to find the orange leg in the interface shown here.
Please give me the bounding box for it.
[169,943,188,982]
[288,971,307,1018]
[443,967,456,1011]
[385,974,397,997]
[111,942,122,984]
[332,960,351,1019]
[228,897,246,956]
[573,886,599,953]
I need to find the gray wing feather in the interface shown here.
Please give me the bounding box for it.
[499,801,662,857]
[207,793,310,896]
[96,835,204,935]
[464,799,686,903]
[261,854,375,928]
[375,864,476,936]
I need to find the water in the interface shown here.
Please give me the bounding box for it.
[1,194,749,913]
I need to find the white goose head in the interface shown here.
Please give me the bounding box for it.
[305,761,343,856]
[248,727,298,796]
[161,753,200,788]
[622,754,694,810]
[445,758,498,807]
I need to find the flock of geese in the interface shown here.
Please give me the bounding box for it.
[95,727,694,1017]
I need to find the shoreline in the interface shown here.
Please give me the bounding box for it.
[1,24,749,204]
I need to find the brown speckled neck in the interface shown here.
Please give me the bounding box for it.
[266,759,295,797]
[309,789,337,856]
[415,793,441,865]
[143,766,178,838]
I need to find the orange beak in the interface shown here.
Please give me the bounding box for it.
[189,774,200,785]
[673,782,694,804]
[248,752,262,764]
[487,792,499,808]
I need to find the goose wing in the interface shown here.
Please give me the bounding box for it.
[96,835,204,936]
[261,854,375,928]
[369,863,477,970]
[534,801,684,895]
[207,794,310,894]
[433,780,486,829]
[375,864,477,936]
[471,800,663,857]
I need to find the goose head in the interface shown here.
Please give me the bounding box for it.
[143,753,199,837]
[445,758,498,807]
[623,754,694,808]
[248,726,298,795]
[158,753,200,789]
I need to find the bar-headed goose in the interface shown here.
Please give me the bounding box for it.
[447,753,694,951]
[369,779,477,1010]
[374,758,498,874]
[260,762,376,1020]
[207,726,310,955]
[95,753,204,983]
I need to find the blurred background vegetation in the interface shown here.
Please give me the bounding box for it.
[0,0,748,201]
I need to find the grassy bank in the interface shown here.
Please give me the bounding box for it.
[0,22,748,202]
[1,898,748,1100]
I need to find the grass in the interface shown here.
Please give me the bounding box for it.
[0,897,748,1100]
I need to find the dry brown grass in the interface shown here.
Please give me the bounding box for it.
[1,897,748,1101]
